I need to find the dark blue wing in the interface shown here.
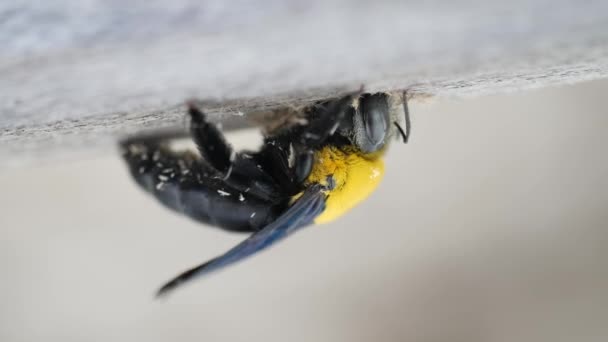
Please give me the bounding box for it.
[156,184,326,297]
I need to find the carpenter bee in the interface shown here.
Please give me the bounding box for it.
[121,90,411,297]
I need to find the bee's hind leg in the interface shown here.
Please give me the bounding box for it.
[294,93,359,148]
[187,102,234,178]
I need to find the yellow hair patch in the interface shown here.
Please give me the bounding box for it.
[303,145,385,224]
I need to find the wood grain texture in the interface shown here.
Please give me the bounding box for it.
[1,0,608,166]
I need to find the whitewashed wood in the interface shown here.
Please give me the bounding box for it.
[1,0,608,166]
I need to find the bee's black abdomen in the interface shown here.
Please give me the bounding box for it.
[122,142,283,232]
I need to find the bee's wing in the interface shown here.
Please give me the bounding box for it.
[156,184,326,297]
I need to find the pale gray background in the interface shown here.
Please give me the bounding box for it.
[1,80,607,341]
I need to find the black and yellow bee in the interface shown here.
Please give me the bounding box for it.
[121,90,410,297]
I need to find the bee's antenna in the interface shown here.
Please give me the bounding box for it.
[401,91,411,143]
[394,122,408,143]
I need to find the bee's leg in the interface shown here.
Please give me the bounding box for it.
[188,102,292,202]
[254,135,306,195]
[237,93,358,195]
[257,93,358,188]
[294,93,358,148]
[188,102,234,176]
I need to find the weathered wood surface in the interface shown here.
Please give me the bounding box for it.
[1,0,608,167]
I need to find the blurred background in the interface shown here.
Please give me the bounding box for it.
[1,79,607,341]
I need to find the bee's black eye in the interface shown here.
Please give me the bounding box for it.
[355,93,390,152]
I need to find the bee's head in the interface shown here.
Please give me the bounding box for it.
[349,92,409,154]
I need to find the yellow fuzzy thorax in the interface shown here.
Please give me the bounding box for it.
[302,145,385,224]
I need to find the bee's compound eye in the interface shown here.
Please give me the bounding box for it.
[364,108,388,146]
[358,93,390,151]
